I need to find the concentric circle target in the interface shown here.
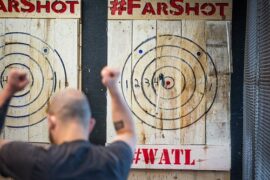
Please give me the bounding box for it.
[121,35,218,130]
[0,32,68,128]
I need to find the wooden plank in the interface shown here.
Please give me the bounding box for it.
[27,19,51,143]
[156,20,182,144]
[27,19,56,143]
[180,20,206,145]
[131,20,157,144]
[28,19,79,143]
[0,0,81,19]
[2,19,31,141]
[0,19,5,140]
[28,120,49,143]
[205,21,231,145]
[206,21,231,75]
[130,144,230,170]
[53,19,79,89]
[4,127,28,141]
[205,75,230,146]
[78,21,82,90]
[107,20,132,143]
[108,0,232,21]
[129,170,230,180]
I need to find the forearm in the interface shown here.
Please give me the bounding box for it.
[109,87,135,136]
[0,86,13,107]
[101,66,136,150]
[0,87,13,134]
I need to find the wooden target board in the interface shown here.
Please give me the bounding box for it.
[107,0,232,170]
[0,0,80,142]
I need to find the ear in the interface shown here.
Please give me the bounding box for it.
[88,118,96,134]
[48,115,57,130]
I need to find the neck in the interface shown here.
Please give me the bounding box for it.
[55,123,88,145]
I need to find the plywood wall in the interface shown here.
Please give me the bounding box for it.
[107,19,231,163]
[0,19,80,142]
[107,8,232,179]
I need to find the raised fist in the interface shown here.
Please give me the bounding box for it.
[101,66,120,89]
[6,69,29,95]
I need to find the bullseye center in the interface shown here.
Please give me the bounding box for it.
[162,76,175,90]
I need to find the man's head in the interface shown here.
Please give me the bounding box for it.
[47,88,95,144]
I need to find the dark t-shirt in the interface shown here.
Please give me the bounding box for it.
[0,140,133,180]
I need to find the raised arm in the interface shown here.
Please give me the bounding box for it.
[101,66,136,152]
[0,69,29,137]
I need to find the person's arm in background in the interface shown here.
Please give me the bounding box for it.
[0,69,29,147]
[101,67,136,152]
[0,85,13,134]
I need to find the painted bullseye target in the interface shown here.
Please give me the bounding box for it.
[0,32,68,128]
[121,35,218,130]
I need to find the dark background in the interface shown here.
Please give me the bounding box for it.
[231,0,246,179]
[82,0,108,145]
[82,1,246,179]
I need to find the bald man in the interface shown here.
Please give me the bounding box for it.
[0,67,136,180]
